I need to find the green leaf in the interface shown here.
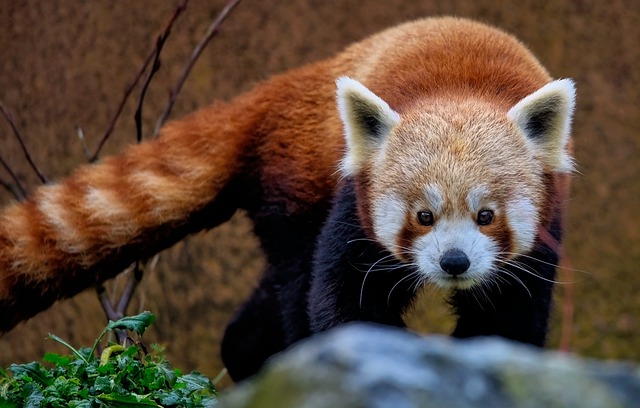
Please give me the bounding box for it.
[178,372,216,394]
[94,376,115,393]
[107,312,155,336]
[47,333,88,364]
[157,391,181,406]
[43,352,72,367]
[70,400,94,408]
[96,393,162,407]
[154,361,178,388]
[91,312,156,357]
[10,362,53,387]
[3,311,217,407]
[22,387,44,408]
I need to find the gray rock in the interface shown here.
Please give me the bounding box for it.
[219,323,640,408]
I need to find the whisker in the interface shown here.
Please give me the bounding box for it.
[495,267,532,297]
[499,258,567,285]
[346,237,379,245]
[335,220,365,229]
[468,285,489,311]
[387,270,421,306]
[410,272,426,293]
[360,254,405,307]
[499,251,591,276]
[347,249,398,272]
[483,274,504,295]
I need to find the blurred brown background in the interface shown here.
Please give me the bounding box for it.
[0,0,638,388]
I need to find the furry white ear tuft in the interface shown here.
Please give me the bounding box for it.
[336,77,400,176]
[508,79,576,173]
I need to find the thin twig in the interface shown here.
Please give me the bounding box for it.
[135,32,169,142]
[94,0,189,330]
[0,154,27,200]
[88,0,190,162]
[116,261,144,315]
[76,126,91,159]
[88,50,154,162]
[153,0,242,136]
[91,0,239,330]
[0,101,48,184]
[0,177,25,201]
[97,285,121,321]
[97,284,129,345]
[120,7,178,320]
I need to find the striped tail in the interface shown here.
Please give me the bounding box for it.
[0,99,257,332]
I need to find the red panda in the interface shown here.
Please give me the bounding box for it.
[0,17,574,381]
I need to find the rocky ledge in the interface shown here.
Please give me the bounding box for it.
[219,323,640,408]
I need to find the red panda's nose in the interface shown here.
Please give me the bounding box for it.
[440,249,470,276]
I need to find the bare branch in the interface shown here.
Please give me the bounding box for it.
[116,261,144,315]
[0,101,48,184]
[153,0,242,136]
[76,126,91,159]
[0,154,27,200]
[88,0,190,162]
[135,31,170,142]
[97,284,130,345]
[0,177,25,201]
[93,1,190,328]
[97,285,121,322]
[90,0,240,329]
[88,50,155,162]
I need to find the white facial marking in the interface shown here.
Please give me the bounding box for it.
[372,193,407,253]
[424,184,444,213]
[412,217,498,289]
[466,185,490,213]
[506,197,538,254]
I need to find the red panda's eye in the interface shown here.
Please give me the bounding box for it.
[417,211,434,226]
[477,210,494,226]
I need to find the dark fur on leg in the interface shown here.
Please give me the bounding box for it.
[221,207,322,381]
[220,265,289,382]
[308,179,418,334]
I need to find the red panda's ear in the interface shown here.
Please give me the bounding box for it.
[508,79,576,173]
[336,77,400,176]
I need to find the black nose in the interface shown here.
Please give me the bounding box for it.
[440,249,470,276]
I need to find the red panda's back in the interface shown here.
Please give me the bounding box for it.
[250,17,554,214]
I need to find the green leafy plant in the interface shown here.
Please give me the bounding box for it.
[0,311,217,407]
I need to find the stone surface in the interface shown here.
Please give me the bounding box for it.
[220,324,640,408]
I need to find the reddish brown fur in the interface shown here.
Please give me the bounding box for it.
[0,17,570,331]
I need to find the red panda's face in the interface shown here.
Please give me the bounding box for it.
[368,104,545,289]
[336,76,575,290]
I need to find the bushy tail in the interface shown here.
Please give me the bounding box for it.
[0,98,257,332]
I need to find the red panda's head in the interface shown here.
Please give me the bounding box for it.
[336,77,575,289]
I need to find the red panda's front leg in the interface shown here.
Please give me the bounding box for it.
[221,263,292,382]
[308,179,417,334]
[221,199,335,381]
